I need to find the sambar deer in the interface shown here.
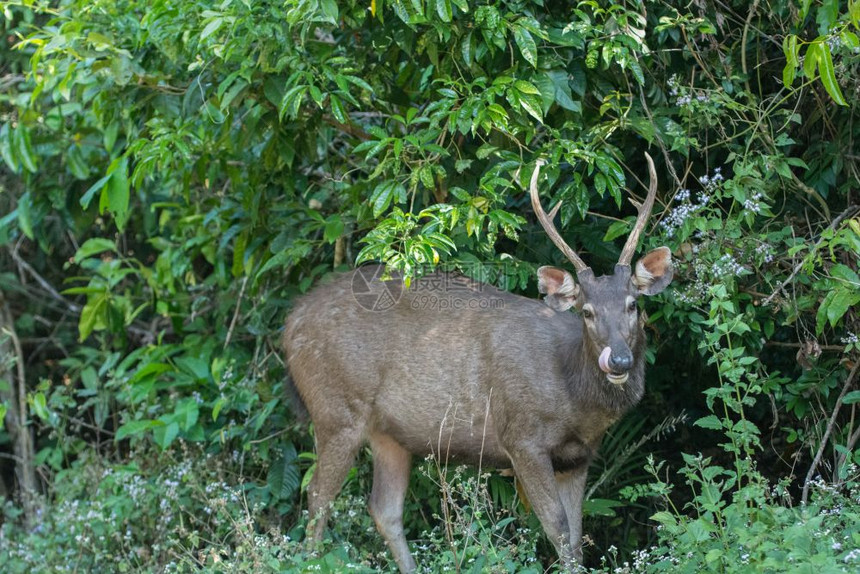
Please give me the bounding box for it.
[282,153,672,571]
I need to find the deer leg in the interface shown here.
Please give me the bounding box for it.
[556,467,588,563]
[306,427,364,546]
[509,450,572,564]
[368,432,416,573]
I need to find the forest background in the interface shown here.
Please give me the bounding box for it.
[1,0,860,572]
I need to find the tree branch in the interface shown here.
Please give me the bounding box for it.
[9,246,82,313]
[0,292,38,527]
[801,359,860,504]
[762,205,859,307]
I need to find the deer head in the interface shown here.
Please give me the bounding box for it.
[530,153,673,385]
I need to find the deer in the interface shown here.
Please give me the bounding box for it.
[282,153,673,572]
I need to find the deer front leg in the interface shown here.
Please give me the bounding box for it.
[508,448,574,565]
[556,466,588,563]
[368,432,416,573]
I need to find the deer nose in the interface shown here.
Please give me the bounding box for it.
[609,353,633,372]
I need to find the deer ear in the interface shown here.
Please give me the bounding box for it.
[632,246,673,295]
[537,266,580,311]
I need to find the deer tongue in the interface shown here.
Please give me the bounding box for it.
[598,347,612,374]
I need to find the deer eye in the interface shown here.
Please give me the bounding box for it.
[627,300,637,312]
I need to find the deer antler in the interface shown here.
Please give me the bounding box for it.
[529,160,590,273]
[618,152,658,267]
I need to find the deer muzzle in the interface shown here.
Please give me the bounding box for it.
[598,346,630,385]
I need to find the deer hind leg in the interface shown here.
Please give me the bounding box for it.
[306,425,365,546]
[368,432,416,573]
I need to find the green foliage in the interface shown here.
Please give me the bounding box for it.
[616,459,860,573]
[1,0,860,571]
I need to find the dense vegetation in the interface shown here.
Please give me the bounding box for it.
[1,0,859,571]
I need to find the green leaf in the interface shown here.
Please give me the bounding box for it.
[831,264,860,284]
[29,392,49,421]
[436,0,452,22]
[816,43,847,106]
[200,17,223,41]
[330,93,348,124]
[803,42,819,80]
[320,0,338,23]
[103,121,119,154]
[626,57,645,85]
[594,172,606,196]
[220,79,248,110]
[258,249,293,277]
[99,158,130,230]
[212,397,227,421]
[267,443,300,500]
[603,219,630,242]
[650,510,678,526]
[782,60,796,88]
[232,232,247,278]
[12,126,37,173]
[827,289,860,327]
[66,145,90,179]
[782,34,798,87]
[86,31,114,50]
[417,165,434,189]
[153,421,180,449]
[74,238,118,263]
[582,498,622,517]
[391,0,411,24]
[694,415,723,430]
[175,356,211,381]
[171,398,200,431]
[515,91,544,123]
[513,26,537,67]
[115,419,164,442]
[17,191,34,239]
[816,289,835,334]
[79,293,109,342]
[461,32,472,66]
[324,215,344,243]
[370,181,404,217]
[301,462,317,492]
[0,123,18,172]
[513,80,540,95]
[851,0,860,29]
[80,173,111,209]
[280,85,308,119]
[343,75,374,93]
[783,34,798,66]
[127,363,173,386]
[546,71,580,113]
[843,391,860,405]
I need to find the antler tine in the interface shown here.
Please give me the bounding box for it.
[529,160,590,273]
[618,152,658,266]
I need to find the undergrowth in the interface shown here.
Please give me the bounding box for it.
[2,447,858,573]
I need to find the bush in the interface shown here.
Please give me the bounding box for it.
[1,0,859,571]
